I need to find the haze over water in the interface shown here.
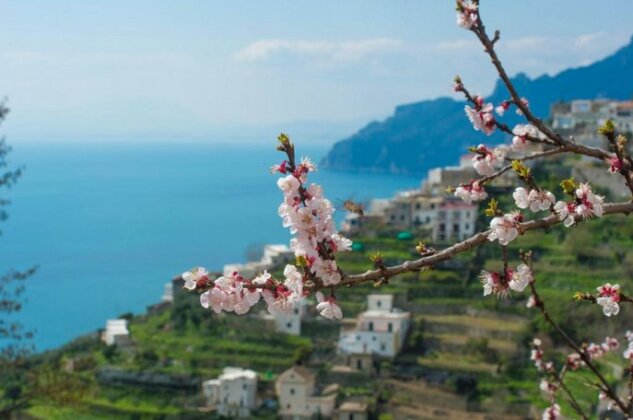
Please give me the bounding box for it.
[1,142,420,350]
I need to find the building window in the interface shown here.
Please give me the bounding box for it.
[368,322,374,331]
[390,214,395,221]
[388,323,393,332]
[242,384,247,390]
[380,343,386,351]
[293,308,299,315]
[425,216,430,223]
[431,204,435,209]
[415,203,421,209]
[290,388,295,395]
[465,223,470,230]
[453,224,459,232]
[377,300,382,307]
[400,215,405,221]
[286,322,292,329]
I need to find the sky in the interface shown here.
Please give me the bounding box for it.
[0,0,631,145]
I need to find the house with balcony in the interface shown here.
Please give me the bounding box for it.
[338,294,410,359]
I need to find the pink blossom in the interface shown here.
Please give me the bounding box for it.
[182,267,210,290]
[315,291,343,320]
[566,353,583,370]
[274,159,351,290]
[596,283,620,317]
[456,1,478,29]
[530,338,544,370]
[511,124,541,152]
[553,201,576,227]
[465,100,496,135]
[277,174,301,195]
[542,404,560,420]
[264,285,299,316]
[587,343,605,359]
[608,155,623,174]
[514,188,555,212]
[495,101,510,116]
[509,263,532,292]
[454,181,487,204]
[471,144,498,176]
[313,259,341,286]
[488,211,522,245]
[480,270,502,297]
[539,379,558,395]
[270,160,288,174]
[526,295,536,308]
[575,183,604,219]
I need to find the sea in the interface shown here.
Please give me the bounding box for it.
[0,142,421,351]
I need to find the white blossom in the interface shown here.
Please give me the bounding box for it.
[454,181,487,204]
[553,201,576,227]
[488,212,521,246]
[315,291,343,320]
[509,264,532,292]
[182,267,209,290]
[542,403,560,420]
[596,283,620,317]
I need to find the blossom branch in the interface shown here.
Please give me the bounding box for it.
[336,201,633,289]
[523,253,628,414]
[477,147,565,186]
[469,5,618,165]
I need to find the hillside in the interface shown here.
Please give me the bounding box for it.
[321,35,633,175]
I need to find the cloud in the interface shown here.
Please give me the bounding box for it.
[232,38,402,62]
[433,32,617,54]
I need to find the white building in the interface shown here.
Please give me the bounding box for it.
[385,193,478,242]
[161,281,174,303]
[338,294,410,358]
[102,319,130,346]
[202,367,258,418]
[276,366,337,419]
[224,244,295,278]
[551,99,633,145]
[273,300,307,335]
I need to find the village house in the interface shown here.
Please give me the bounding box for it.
[551,99,633,148]
[342,192,477,242]
[275,366,337,419]
[338,294,411,358]
[101,319,130,347]
[202,367,258,418]
[335,400,369,420]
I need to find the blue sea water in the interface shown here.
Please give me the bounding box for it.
[0,142,421,351]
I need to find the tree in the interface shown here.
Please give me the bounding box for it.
[0,102,39,417]
[178,2,633,418]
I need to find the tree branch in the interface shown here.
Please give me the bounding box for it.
[334,201,633,289]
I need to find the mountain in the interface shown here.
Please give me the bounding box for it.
[321,36,633,175]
